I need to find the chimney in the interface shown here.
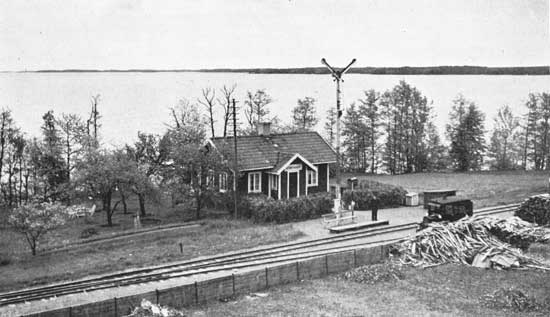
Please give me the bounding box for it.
[256,122,271,136]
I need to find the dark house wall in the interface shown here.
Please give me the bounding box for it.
[236,162,330,199]
[306,163,329,195]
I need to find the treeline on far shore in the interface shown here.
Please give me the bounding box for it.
[16,65,550,75]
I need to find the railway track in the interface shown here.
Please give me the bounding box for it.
[0,203,519,307]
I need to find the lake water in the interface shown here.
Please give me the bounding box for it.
[0,72,548,146]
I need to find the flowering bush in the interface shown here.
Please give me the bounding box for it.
[8,202,68,255]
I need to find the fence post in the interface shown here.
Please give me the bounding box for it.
[179,242,183,253]
[114,297,118,317]
[69,306,72,317]
[325,255,329,275]
[232,274,235,295]
[296,261,300,281]
[353,249,357,268]
[194,281,199,305]
[156,289,159,305]
[265,267,269,289]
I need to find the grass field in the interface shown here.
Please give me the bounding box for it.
[346,170,549,208]
[0,196,304,292]
[180,245,550,316]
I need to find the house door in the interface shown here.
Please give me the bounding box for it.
[288,171,298,198]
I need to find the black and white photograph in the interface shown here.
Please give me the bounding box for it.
[1,0,549,316]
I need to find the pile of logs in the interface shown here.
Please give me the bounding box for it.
[516,194,550,226]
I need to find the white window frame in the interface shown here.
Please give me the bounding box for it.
[270,174,278,190]
[206,170,215,188]
[248,172,262,193]
[219,172,228,192]
[306,169,318,187]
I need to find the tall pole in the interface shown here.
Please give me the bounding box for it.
[321,58,356,211]
[232,98,239,219]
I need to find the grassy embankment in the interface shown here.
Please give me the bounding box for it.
[347,170,549,208]
[180,245,550,316]
[0,195,304,292]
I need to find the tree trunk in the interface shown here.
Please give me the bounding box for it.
[138,193,146,217]
[120,191,128,214]
[105,191,113,226]
[195,193,202,220]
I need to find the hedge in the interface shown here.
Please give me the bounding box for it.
[516,195,550,226]
[341,179,407,210]
[238,192,333,224]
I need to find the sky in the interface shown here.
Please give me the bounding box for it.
[0,0,549,71]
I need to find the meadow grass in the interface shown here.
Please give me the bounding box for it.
[347,170,548,208]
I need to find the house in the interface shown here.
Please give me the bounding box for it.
[208,123,336,199]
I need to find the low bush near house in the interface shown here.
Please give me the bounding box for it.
[342,179,407,210]
[240,192,333,223]
[516,195,550,226]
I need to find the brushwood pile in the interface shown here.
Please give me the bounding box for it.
[397,215,550,269]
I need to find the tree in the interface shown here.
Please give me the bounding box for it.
[358,90,382,173]
[324,108,336,147]
[198,87,216,138]
[56,113,86,181]
[87,94,101,146]
[166,122,227,220]
[521,94,539,169]
[38,111,67,201]
[380,81,432,174]
[488,105,520,169]
[217,84,237,137]
[9,202,67,255]
[244,89,272,131]
[446,95,486,171]
[424,122,448,171]
[125,132,169,216]
[76,148,132,226]
[292,97,318,131]
[0,109,18,203]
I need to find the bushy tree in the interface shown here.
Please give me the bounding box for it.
[488,105,521,169]
[292,97,318,131]
[166,121,228,219]
[244,89,272,132]
[446,95,486,171]
[9,202,67,255]
[381,81,432,174]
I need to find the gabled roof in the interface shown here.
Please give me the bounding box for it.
[210,131,336,172]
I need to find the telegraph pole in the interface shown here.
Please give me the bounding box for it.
[232,98,239,219]
[321,58,356,211]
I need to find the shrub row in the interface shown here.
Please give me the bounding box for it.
[341,179,407,210]
[516,195,550,226]
[239,192,333,224]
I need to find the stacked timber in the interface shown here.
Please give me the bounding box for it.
[516,194,550,226]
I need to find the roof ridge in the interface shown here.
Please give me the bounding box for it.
[210,130,318,140]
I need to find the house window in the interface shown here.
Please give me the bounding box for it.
[270,174,278,189]
[307,169,318,186]
[207,170,215,187]
[248,172,261,193]
[219,172,228,192]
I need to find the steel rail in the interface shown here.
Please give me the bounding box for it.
[0,204,518,306]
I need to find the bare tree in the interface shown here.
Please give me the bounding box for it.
[87,94,101,145]
[198,88,216,138]
[217,84,236,137]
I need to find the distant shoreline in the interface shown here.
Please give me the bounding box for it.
[3,65,549,75]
